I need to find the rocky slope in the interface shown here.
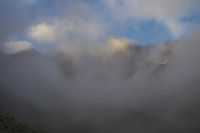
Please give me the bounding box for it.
[0,115,38,133]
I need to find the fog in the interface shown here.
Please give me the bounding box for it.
[0,33,200,133]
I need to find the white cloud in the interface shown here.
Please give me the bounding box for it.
[29,23,56,43]
[103,0,199,38]
[164,20,185,38]
[28,13,106,53]
[3,41,33,54]
[29,17,105,42]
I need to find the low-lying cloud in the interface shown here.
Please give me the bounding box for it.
[0,33,200,133]
[0,0,200,133]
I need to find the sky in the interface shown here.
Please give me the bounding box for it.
[0,0,200,53]
[1,1,200,132]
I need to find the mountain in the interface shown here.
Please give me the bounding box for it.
[0,115,38,133]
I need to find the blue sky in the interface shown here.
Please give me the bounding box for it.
[83,0,200,44]
[28,0,200,43]
[83,0,173,45]
[0,0,200,53]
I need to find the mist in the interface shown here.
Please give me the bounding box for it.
[0,33,200,133]
[0,0,200,133]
